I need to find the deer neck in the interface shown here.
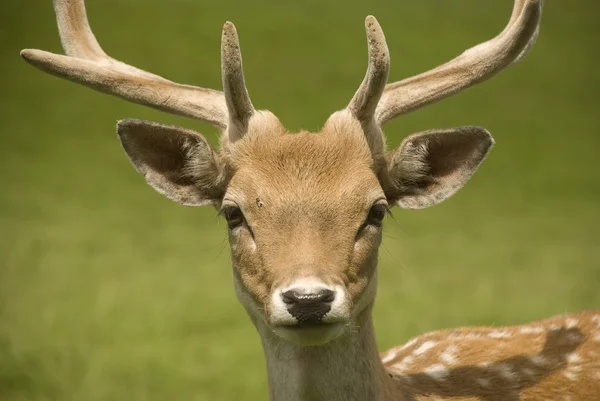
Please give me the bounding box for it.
[256,305,397,401]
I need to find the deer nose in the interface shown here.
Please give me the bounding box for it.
[281,289,336,324]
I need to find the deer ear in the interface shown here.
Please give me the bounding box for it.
[385,127,494,209]
[117,119,227,206]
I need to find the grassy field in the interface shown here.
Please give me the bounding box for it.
[1,0,599,400]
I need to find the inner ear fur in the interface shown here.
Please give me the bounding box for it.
[385,126,494,209]
[117,119,227,206]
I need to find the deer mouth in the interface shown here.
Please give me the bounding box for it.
[272,321,346,346]
[278,320,345,329]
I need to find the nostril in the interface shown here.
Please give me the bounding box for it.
[281,290,298,305]
[319,289,335,303]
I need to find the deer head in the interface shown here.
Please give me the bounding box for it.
[21,0,543,347]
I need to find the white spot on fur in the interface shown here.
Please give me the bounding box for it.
[530,355,548,366]
[478,361,491,369]
[440,345,458,366]
[450,331,483,340]
[401,338,419,351]
[593,333,600,342]
[477,378,492,388]
[475,377,490,388]
[414,341,437,356]
[424,364,449,381]
[592,315,600,326]
[520,326,544,334]
[495,363,516,380]
[381,351,397,364]
[393,363,408,373]
[567,331,584,342]
[563,371,577,381]
[566,352,581,364]
[488,330,511,339]
[393,355,415,372]
[566,318,579,328]
[401,355,415,365]
[522,367,536,377]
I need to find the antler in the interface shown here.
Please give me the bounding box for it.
[375,0,543,127]
[20,0,229,130]
[221,22,255,142]
[348,16,390,122]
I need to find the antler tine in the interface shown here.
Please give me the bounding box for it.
[511,0,543,64]
[375,0,543,127]
[20,0,228,129]
[221,22,255,142]
[506,0,529,29]
[348,16,390,122]
[54,0,105,60]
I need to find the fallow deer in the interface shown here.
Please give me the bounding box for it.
[21,0,600,400]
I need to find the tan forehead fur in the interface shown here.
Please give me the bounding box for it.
[225,112,386,212]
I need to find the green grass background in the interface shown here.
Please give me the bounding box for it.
[1,0,599,400]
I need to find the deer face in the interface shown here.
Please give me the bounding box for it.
[223,123,386,345]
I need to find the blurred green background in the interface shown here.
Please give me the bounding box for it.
[1,0,599,400]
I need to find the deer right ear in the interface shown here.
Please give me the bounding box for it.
[117,119,227,206]
[384,127,494,210]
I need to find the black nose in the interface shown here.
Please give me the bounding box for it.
[281,289,335,324]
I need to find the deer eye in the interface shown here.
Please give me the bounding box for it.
[222,206,245,229]
[366,203,388,227]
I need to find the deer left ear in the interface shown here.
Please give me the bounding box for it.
[385,127,494,209]
[117,119,227,206]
